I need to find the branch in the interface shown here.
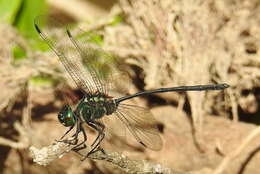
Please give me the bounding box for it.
[0,122,29,149]
[30,141,73,166]
[30,141,189,174]
[213,125,260,174]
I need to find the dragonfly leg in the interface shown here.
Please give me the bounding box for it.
[57,117,80,145]
[90,146,106,156]
[55,125,74,144]
[88,121,105,147]
[72,142,87,153]
[86,121,105,157]
[68,117,82,145]
[58,125,74,141]
[72,123,88,151]
[82,146,106,161]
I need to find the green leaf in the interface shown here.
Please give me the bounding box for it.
[30,75,55,87]
[109,15,123,26]
[15,0,47,39]
[87,33,103,46]
[0,0,22,24]
[12,44,27,60]
[76,31,104,46]
[29,38,50,51]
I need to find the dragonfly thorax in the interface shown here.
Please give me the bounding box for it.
[76,95,117,122]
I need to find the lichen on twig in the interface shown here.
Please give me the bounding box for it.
[30,141,189,174]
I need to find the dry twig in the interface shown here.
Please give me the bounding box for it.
[213,126,260,174]
[0,122,29,149]
[30,142,189,174]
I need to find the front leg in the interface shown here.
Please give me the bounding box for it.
[57,117,80,145]
[56,125,74,142]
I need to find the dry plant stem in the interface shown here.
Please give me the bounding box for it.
[227,88,238,122]
[30,142,73,166]
[22,85,33,129]
[0,91,31,149]
[47,0,96,21]
[0,137,26,149]
[30,142,188,174]
[0,122,29,149]
[213,126,260,174]
[87,151,187,174]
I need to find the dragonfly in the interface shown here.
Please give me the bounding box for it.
[34,16,230,157]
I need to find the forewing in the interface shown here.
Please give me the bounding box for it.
[116,104,162,151]
[72,30,131,96]
[67,31,112,95]
[108,72,133,96]
[34,16,105,94]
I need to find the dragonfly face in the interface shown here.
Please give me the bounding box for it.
[58,105,76,127]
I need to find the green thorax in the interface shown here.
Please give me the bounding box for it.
[76,95,117,122]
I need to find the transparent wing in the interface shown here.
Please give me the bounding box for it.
[115,104,163,151]
[73,29,129,96]
[34,16,107,95]
[105,71,133,98]
[68,32,112,95]
[99,114,126,138]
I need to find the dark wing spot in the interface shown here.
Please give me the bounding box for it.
[34,24,41,34]
[139,141,147,148]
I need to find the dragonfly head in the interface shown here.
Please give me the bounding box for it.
[58,105,76,127]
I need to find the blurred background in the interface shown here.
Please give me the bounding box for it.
[0,0,259,174]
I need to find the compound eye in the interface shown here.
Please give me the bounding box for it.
[58,105,75,127]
